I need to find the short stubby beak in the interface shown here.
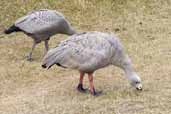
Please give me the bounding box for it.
[136,83,143,91]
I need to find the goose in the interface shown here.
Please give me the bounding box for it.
[4,9,76,61]
[42,31,142,96]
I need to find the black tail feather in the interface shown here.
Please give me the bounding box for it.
[4,25,21,34]
[41,64,47,68]
[56,63,67,68]
[41,63,54,69]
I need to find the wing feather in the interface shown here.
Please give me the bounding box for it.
[42,32,114,72]
[15,9,65,34]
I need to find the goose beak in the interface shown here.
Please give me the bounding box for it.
[136,83,143,91]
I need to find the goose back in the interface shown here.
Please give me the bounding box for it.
[42,31,123,73]
[15,9,74,36]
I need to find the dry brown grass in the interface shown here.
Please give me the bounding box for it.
[0,0,171,114]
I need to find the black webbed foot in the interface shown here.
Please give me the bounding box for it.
[90,88,102,96]
[77,84,88,93]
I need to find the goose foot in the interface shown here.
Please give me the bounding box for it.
[77,84,87,93]
[89,88,102,96]
[26,55,33,61]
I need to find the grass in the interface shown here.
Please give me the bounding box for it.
[0,0,171,114]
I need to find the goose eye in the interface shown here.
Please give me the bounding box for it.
[135,81,140,84]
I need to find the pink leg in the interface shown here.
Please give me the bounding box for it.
[79,71,84,84]
[77,71,87,92]
[88,73,96,95]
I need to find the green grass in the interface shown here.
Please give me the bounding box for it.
[0,0,171,114]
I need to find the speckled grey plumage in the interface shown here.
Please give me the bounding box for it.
[43,32,120,71]
[42,31,142,89]
[6,9,76,60]
[15,9,76,42]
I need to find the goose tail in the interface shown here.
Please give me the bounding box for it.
[4,25,21,34]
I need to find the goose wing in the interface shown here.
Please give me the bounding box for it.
[14,9,65,34]
[42,32,114,72]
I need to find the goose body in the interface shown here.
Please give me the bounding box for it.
[43,32,122,72]
[4,9,76,60]
[42,31,142,95]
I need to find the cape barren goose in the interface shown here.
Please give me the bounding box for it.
[42,31,142,96]
[4,9,76,61]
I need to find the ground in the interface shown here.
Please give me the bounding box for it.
[0,0,171,114]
